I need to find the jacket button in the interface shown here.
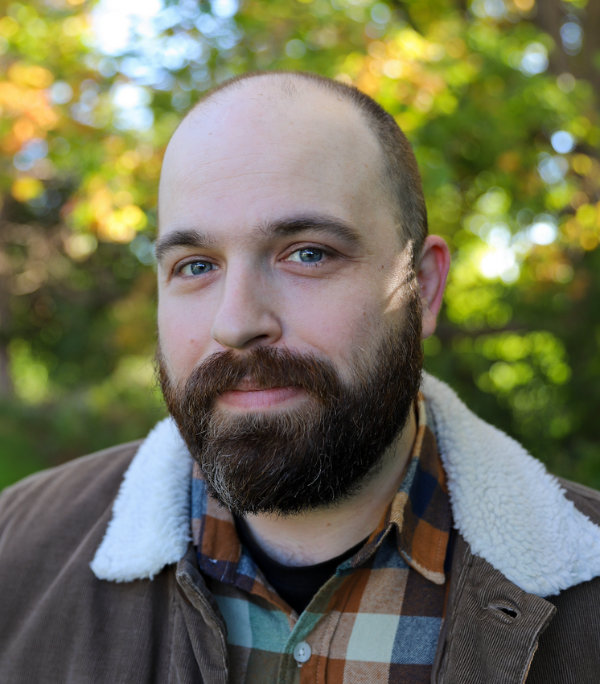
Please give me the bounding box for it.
[293,642,312,665]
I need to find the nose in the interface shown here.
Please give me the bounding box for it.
[210,263,283,351]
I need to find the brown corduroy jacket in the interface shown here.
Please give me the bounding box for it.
[1,442,600,684]
[2,374,600,683]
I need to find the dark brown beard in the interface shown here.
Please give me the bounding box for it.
[158,292,423,516]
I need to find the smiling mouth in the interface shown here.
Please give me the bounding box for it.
[217,383,306,410]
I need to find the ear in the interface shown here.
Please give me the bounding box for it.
[416,235,451,339]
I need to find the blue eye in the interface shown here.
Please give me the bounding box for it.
[289,248,324,263]
[180,261,214,276]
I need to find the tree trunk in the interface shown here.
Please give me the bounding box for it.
[0,210,14,398]
[533,0,600,100]
[0,342,13,398]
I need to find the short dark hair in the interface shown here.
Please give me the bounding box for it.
[189,70,428,266]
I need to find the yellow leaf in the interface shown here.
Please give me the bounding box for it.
[514,0,535,10]
[12,177,44,202]
[572,154,592,176]
[8,63,53,88]
[575,203,597,228]
[0,16,19,37]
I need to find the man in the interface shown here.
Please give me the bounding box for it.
[1,71,600,684]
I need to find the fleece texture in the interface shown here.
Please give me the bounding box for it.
[91,373,600,596]
[90,419,192,581]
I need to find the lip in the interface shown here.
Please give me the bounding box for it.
[218,385,306,410]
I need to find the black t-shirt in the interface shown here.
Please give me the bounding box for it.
[236,517,367,614]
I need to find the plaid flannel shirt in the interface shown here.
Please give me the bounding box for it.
[191,396,452,684]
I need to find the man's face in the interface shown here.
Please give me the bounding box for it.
[156,80,423,513]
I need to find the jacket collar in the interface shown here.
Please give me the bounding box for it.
[91,373,600,596]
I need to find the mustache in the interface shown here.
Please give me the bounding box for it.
[158,345,344,408]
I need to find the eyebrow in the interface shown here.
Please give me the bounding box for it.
[154,214,364,265]
[154,228,215,265]
[256,215,364,248]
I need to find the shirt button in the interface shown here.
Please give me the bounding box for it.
[293,642,312,666]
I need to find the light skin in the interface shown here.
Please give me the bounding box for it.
[157,77,451,565]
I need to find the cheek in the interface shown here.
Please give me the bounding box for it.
[280,280,381,372]
[157,295,215,377]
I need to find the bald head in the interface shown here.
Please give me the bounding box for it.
[159,71,427,264]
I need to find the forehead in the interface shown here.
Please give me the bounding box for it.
[158,78,393,240]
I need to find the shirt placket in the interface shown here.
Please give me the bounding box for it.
[275,613,323,684]
[273,570,353,684]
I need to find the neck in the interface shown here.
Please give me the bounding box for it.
[241,407,418,566]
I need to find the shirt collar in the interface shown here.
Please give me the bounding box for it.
[344,396,451,584]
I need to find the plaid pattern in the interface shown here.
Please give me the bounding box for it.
[191,396,452,683]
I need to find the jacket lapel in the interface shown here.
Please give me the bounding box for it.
[174,545,230,684]
[433,535,556,684]
[422,374,600,596]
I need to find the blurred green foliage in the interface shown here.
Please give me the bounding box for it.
[0,0,599,490]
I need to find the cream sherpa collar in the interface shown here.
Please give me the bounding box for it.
[91,373,600,597]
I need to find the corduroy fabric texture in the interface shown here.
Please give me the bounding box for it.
[191,397,453,684]
[434,535,556,684]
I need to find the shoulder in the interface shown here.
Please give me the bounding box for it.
[526,478,600,681]
[529,564,600,682]
[0,440,179,682]
[557,476,600,526]
[0,440,142,545]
